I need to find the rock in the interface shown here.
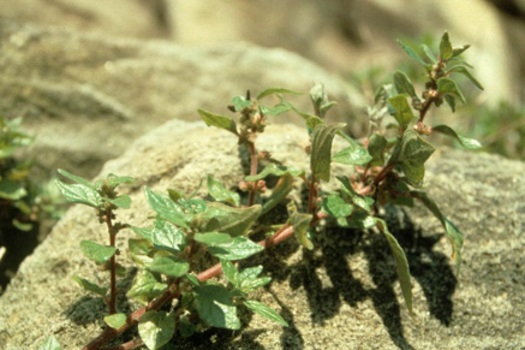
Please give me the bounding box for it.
[0,119,523,349]
[0,21,357,181]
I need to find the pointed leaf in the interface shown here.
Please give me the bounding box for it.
[197,234,264,261]
[259,101,294,117]
[55,180,102,208]
[104,313,127,330]
[144,187,188,228]
[151,219,186,253]
[421,44,437,63]
[289,210,314,250]
[194,284,240,330]
[393,71,417,98]
[261,174,294,215]
[72,275,107,297]
[129,238,154,266]
[439,32,453,60]
[387,94,415,129]
[437,77,466,104]
[221,259,239,287]
[446,65,484,90]
[198,109,238,135]
[207,175,240,206]
[322,194,353,218]
[244,300,288,327]
[375,219,413,316]
[79,240,116,264]
[138,310,175,350]
[104,174,135,188]
[368,133,388,166]
[0,180,27,200]
[57,168,94,188]
[108,195,132,209]
[246,163,304,181]
[452,44,470,57]
[311,124,345,181]
[332,135,372,166]
[256,88,302,100]
[398,130,435,186]
[148,255,189,278]
[39,336,63,350]
[432,124,482,149]
[397,40,428,67]
[230,95,253,111]
[203,202,261,237]
[238,265,271,292]
[194,232,233,245]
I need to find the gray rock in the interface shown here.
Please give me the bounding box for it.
[0,119,523,349]
[0,21,357,181]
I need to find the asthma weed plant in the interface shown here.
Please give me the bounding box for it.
[48,32,482,350]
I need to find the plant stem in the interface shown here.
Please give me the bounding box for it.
[104,209,117,315]
[248,141,258,206]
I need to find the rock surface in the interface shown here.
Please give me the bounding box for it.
[0,21,357,181]
[0,119,523,350]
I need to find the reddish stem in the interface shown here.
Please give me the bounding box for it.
[105,210,117,315]
[247,141,258,206]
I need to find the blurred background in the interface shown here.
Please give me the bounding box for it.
[2,0,525,158]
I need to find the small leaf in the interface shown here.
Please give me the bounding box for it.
[138,310,175,350]
[221,259,239,287]
[207,175,240,206]
[39,335,62,350]
[131,225,152,240]
[244,300,288,327]
[368,133,388,166]
[432,124,482,149]
[55,180,102,208]
[397,130,435,186]
[194,284,240,330]
[144,187,188,229]
[437,77,466,104]
[446,65,484,90]
[198,109,238,135]
[387,94,416,129]
[230,96,253,112]
[261,174,294,215]
[203,202,261,237]
[0,180,27,200]
[72,275,107,297]
[311,124,345,181]
[245,163,304,182]
[129,238,154,266]
[194,231,233,245]
[57,168,94,188]
[108,195,132,209]
[322,194,353,218]
[238,266,271,292]
[104,174,135,188]
[148,255,189,278]
[79,240,116,264]
[288,207,313,250]
[151,219,186,253]
[260,101,294,117]
[393,71,417,98]
[127,270,167,305]
[452,44,470,57]
[421,44,437,63]
[375,219,413,316]
[256,88,302,100]
[196,233,264,260]
[397,40,428,67]
[104,313,127,329]
[439,32,453,60]
[332,135,372,166]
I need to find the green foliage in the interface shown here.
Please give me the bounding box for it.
[49,32,484,350]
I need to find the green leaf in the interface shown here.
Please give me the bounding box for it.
[309,84,337,118]
[72,275,107,297]
[151,219,186,253]
[288,206,314,250]
[244,300,288,326]
[127,269,167,305]
[375,218,413,316]
[221,259,239,286]
[332,134,372,166]
[421,44,437,63]
[57,169,94,188]
[198,109,238,135]
[446,65,484,90]
[322,194,353,218]
[144,187,188,229]
[336,176,375,211]
[393,71,417,98]
[196,233,264,260]
[260,101,294,117]
[194,284,240,330]
[148,255,189,278]
[131,225,152,240]
[256,88,302,100]
[129,238,154,266]
[203,202,261,237]
[230,95,253,111]
[411,191,464,273]
[108,195,132,209]
[0,180,27,200]
[261,174,294,215]
[138,310,175,350]
[311,124,345,181]
[368,133,388,166]
[79,240,116,264]
[245,163,304,182]
[439,32,453,60]
[437,77,466,104]
[207,175,240,206]
[238,265,271,292]
[104,313,127,329]
[444,95,457,112]
[55,180,102,208]
[39,335,62,350]
[432,124,482,149]
[387,94,415,129]
[452,44,470,57]
[397,130,435,186]
[104,174,135,188]
[397,39,428,67]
